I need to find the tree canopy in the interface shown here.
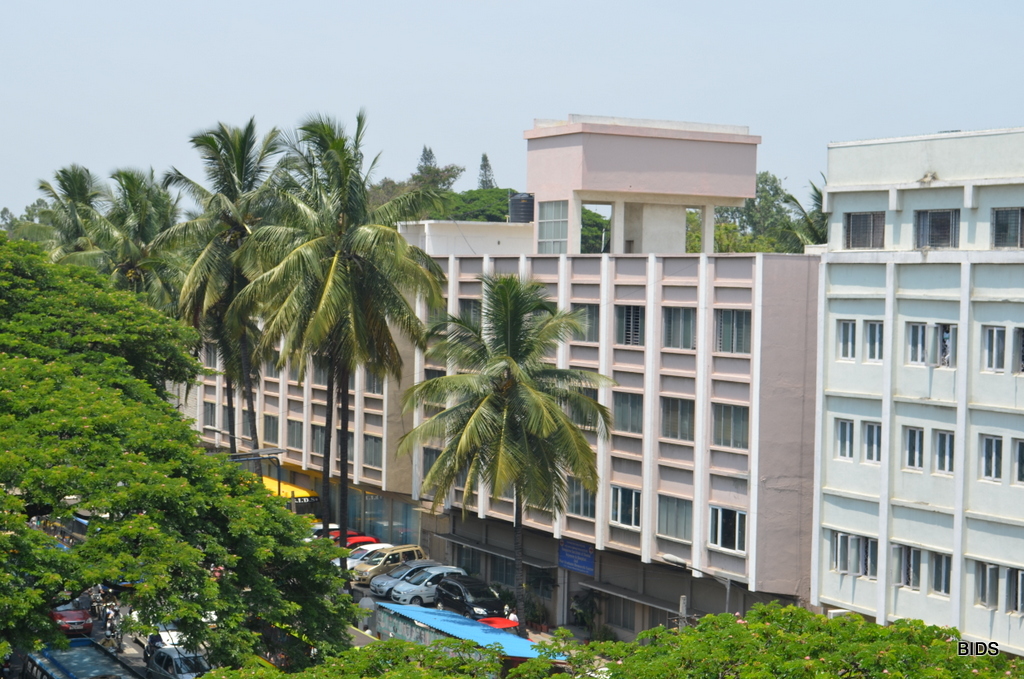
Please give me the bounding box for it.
[0,236,355,666]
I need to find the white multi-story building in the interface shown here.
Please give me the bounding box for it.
[812,127,1024,654]
[197,116,822,640]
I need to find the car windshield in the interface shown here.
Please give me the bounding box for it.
[363,551,388,566]
[464,583,498,602]
[387,565,412,579]
[174,656,211,675]
[349,547,372,560]
[407,570,435,585]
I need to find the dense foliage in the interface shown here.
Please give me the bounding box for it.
[209,604,1023,679]
[0,237,355,665]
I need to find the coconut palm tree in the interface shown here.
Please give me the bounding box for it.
[399,274,613,636]
[14,164,109,266]
[783,175,828,248]
[159,118,283,453]
[236,111,446,534]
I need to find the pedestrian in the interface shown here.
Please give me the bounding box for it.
[508,608,519,623]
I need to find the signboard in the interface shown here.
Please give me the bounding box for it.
[558,538,595,576]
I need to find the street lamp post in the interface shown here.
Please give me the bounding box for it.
[664,553,734,615]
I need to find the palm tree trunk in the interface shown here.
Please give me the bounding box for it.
[337,366,351,538]
[238,332,260,451]
[224,376,237,456]
[513,494,528,638]
[320,367,334,534]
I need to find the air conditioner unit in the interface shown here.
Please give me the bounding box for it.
[827,608,852,619]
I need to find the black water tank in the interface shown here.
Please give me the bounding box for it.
[509,193,535,223]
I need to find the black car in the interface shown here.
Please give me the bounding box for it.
[434,575,506,620]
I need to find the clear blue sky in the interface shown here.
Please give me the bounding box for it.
[2,0,1022,213]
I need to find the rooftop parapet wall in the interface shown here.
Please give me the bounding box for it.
[826,127,1024,188]
[525,115,760,202]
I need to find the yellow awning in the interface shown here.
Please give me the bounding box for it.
[262,476,319,503]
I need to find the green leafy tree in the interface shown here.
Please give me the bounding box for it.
[784,174,828,248]
[425,187,512,222]
[581,207,610,253]
[160,118,284,453]
[236,112,445,535]
[0,237,356,665]
[400,275,612,636]
[13,165,108,265]
[716,171,797,244]
[410,145,464,192]
[478,153,496,189]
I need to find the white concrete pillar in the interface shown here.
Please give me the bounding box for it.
[702,205,716,254]
[612,200,626,255]
[568,193,583,254]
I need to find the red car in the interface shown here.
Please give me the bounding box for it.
[341,534,379,549]
[50,600,93,636]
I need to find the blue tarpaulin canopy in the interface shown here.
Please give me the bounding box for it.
[375,602,544,659]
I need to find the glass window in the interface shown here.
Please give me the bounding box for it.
[567,477,596,519]
[905,427,924,469]
[312,359,328,386]
[935,324,956,368]
[844,212,885,249]
[932,553,952,596]
[491,555,515,587]
[661,397,695,442]
[365,371,384,395]
[203,402,217,430]
[459,299,482,327]
[613,392,644,434]
[935,431,954,473]
[897,545,921,590]
[203,343,218,368]
[836,419,854,459]
[983,326,1006,372]
[709,506,746,552]
[364,435,383,468]
[610,486,641,529]
[422,447,441,478]
[263,414,279,445]
[241,411,253,439]
[311,424,326,456]
[831,531,876,577]
[712,403,749,450]
[915,209,960,249]
[663,307,696,350]
[977,561,999,609]
[537,200,569,254]
[265,350,280,379]
[864,422,882,462]
[982,435,1003,480]
[615,305,645,346]
[838,320,856,360]
[572,304,600,343]
[1009,568,1024,613]
[716,309,751,354]
[907,323,926,365]
[454,544,482,577]
[1017,440,1024,484]
[222,405,233,432]
[992,208,1024,248]
[865,321,884,362]
[657,495,692,541]
[286,419,303,449]
[606,594,635,631]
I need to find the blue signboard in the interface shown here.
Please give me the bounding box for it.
[558,538,595,576]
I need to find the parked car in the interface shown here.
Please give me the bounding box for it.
[50,597,93,636]
[340,543,393,570]
[146,646,211,679]
[368,559,439,598]
[434,575,507,620]
[389,566,465,606]
[342,534,379,550]
[141,623,183,662]
[351,545,428,586]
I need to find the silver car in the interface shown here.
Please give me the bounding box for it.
[368,559,439,598]
[146,646,211,679]
[389,566,465,606]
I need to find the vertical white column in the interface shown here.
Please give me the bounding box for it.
[214,359,224,449]
[412,294,425,502]
[612,201,626,255]
[554,253,572,541]
[691,254,711,574]
[595,253,614,551]
[876,261,896,623]
[381,373,390,493]
[303,359,313,474]
[569,193,583,255]
[702,205,716,254]
[446,255,459,511]
[747,255,764,591]
[640,254,660,563]
[950,260,971,628]
[353,367,365,482]
[809,254,828,606]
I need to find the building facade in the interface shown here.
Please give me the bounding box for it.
[812,128,1024,655]
[195,116,822,640]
